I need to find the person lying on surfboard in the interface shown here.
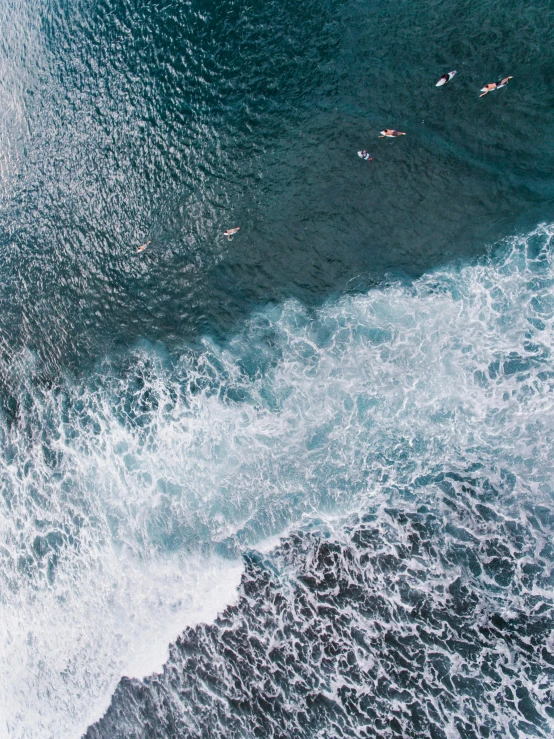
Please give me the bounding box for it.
[479,82,497,97]
[224,227,240,241]
[480,76,513,97]
[436,70,456,86]
[357,150,373,160]
[136,240,151,252]
[379,130,406,138]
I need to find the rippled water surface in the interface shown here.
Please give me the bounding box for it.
[0,0,554,736]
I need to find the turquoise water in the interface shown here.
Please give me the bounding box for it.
[0,0,553,737]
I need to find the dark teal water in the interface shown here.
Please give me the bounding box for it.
[2,0,554,374]
[1,0,554,737]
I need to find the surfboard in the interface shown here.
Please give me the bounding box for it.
[436,70,456,87]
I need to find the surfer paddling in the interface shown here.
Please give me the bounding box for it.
[136,240,151,252]
[479,82,497,97]
[379,130,406,138]
[436,70,456,86]
[224,227,240,241]
[480,76,513,97]
[357,150,373,161]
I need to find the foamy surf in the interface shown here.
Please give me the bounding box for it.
[1,225,554,738]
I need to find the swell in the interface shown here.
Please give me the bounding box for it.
[1,226,554,737]
[87,228,554,739]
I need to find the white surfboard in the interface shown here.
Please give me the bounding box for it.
[436,70,456,87]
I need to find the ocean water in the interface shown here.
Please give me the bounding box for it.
[1,0,554,737]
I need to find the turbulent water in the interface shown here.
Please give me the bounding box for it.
[1,0,554,737]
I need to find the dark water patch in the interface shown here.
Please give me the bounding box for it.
[87,470,554,738]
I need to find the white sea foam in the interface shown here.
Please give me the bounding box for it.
[1,226,554,738]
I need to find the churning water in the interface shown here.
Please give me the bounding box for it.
[1,0,554,737]
[2,230,554,737]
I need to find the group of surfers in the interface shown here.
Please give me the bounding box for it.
[356,71,513,162]
[136,71,514,248]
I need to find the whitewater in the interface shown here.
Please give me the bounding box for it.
[1,226,553,738]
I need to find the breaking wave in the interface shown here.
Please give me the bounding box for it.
[2,226,554,738]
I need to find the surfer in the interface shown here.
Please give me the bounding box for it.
[479,82,497,97]
[136,240,151,252]
[436,70,456,86]
[379,130,406,138]
[224,227,240,241]
[357,150,373,161]
[480,77,512,97]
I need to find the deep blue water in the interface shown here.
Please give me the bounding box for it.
[1,0,554,737]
